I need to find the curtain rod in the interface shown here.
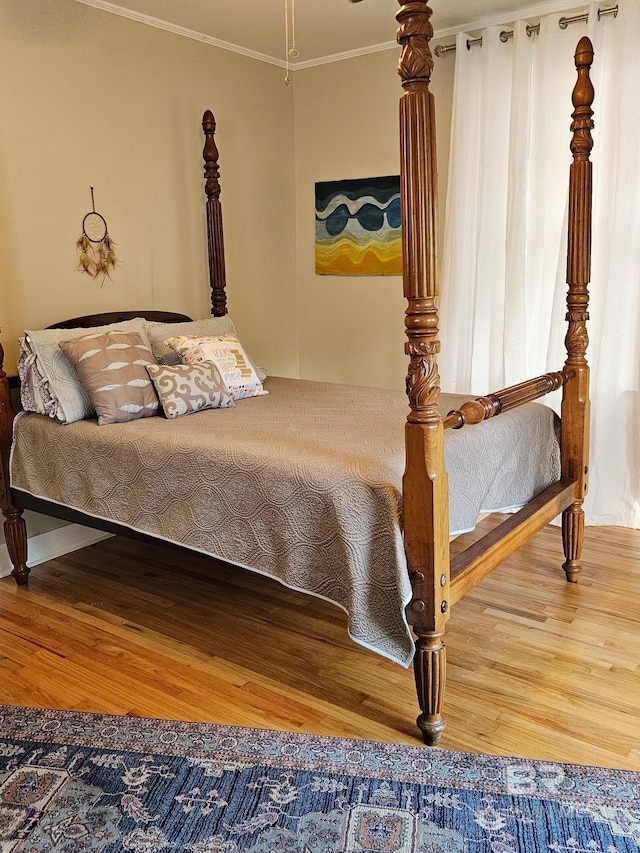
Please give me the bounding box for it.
[433,4,618,56]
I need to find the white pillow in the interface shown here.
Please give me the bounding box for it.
[164,334,268,401]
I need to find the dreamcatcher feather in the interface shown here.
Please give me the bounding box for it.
[76,187,117,282]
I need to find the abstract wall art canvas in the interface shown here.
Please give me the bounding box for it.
[315,175,402,276]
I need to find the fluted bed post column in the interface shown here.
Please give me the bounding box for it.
[397,1,450,746]
[561,38,594,583]
[0,342,29,585]
[202,110,228,318]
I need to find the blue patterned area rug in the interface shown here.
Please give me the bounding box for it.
[1,705,639,852]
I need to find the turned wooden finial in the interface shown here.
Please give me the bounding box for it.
[202,110,221,203]
[202,110,227,317]
[570,37,595,160]
[396,1,434,89]
[565,37,594,365]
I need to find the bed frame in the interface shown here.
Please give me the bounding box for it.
[0,1,594,746]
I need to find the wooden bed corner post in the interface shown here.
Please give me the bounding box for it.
[0,342,29,585]
[397,0,450,746]
[202,110,228,317]
[561,37,594,583]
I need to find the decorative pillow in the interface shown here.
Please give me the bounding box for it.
[24,317,152,424]
[147,317,267,382]
[59,330,158,425]
[146,362,234,419]
[164,334,268,400]
[17,336,56,417]
[147,317,236,365]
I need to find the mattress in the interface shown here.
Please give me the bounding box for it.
[10,376,560,666]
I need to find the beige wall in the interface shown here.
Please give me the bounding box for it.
[292,47,455,391]
[0,0,297,375]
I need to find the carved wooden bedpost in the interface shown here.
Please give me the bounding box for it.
[397,0,450,746]
[0,343,29,584]
[561,37,594,583]
[202,110,228,317]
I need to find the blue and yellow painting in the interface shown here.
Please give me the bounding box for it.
[315,175,402,276]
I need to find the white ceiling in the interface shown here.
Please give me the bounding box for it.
[75,0,589,65]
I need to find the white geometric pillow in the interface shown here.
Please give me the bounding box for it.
[164,334,267,401]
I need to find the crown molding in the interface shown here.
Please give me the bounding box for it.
[71,0,287,68]
[71,0,597,71]
[292,40,398,70]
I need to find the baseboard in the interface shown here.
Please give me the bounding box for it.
[0,524,112,578]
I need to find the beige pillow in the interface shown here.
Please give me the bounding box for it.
[147,316,267,382]
[146,316,236,365]
[164,334,268,400]
[146,362,234,418]
[59,330,158,425]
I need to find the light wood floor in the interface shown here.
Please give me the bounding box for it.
[1,521,638,770]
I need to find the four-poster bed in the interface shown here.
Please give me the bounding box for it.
[0,1,594,746]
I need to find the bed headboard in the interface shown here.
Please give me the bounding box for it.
[47,310,192,330]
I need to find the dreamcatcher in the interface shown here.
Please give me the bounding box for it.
[76,187,117,281]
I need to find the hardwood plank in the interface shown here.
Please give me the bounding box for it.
[0,521,638,769]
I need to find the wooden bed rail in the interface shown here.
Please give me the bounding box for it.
[443,371,566,430]
[449,478,578,605]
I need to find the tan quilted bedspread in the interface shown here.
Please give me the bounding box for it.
[11,376,560,666]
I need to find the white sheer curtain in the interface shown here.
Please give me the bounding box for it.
[439,2,640,528]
